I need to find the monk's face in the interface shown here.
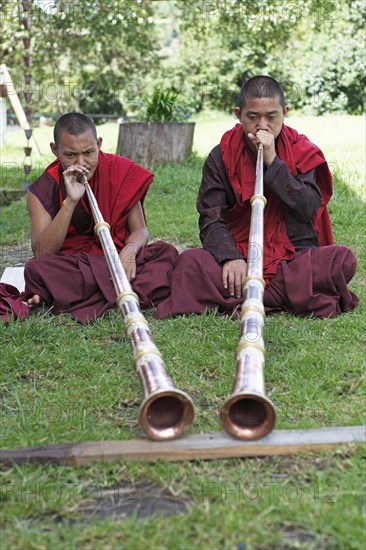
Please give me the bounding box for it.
[50,129,102,181]
[234,96,288,152]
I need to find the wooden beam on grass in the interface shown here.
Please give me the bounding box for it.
[1,426,365,466]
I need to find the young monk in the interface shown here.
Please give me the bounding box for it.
[156,76,358,319]
[23,112,178,322]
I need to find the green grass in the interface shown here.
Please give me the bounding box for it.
[0,114,365,549]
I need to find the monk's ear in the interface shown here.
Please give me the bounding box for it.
[234,107,241,120]
[283,105,289,117]
[97,137,102,150]
[50,142,59,157]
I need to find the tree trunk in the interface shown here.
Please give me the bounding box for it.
[116,122,195,170]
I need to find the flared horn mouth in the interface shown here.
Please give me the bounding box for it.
[220,393,276,440]
[139,390,195,441]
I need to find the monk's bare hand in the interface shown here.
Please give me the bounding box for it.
[222,259,247,298]
[247,130,276,166]
[62,164,89,203]
[119,244,138,282]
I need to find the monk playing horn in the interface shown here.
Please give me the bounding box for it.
[156,76,358,319]
[24,112,178,323]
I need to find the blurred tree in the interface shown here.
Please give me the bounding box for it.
[290,0,365,114]
[169,0,365,114]
[0,0,364,117]
[171,0,310,112]
[1,0,159,116]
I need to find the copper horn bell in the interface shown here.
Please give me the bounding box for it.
[82,174,195,441]
[220,144,276,440]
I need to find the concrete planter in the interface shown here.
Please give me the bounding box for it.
[116,121,195,170]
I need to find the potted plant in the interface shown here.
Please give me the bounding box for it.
[116,83,195,170]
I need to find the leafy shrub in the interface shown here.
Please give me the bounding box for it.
[139,83,188,122]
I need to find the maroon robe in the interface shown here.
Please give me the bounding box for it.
[0,283,29,323]
[24,242,178,323]
[155,245,358,319]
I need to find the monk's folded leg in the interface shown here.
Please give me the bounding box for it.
[24,253,116,322]
[264,245,358,318]
[132,241,179,308]
[310,244,358,314]
[24,256,57,306]
[155,248,242,319]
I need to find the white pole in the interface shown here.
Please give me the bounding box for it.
[0,65,6,147]
[0,97,6,148]
[0,64,41,158]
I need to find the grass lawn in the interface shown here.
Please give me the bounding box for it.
[0,114,365,549]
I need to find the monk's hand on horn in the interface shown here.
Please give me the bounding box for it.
[63,164,89,203]
[248,131,276,167]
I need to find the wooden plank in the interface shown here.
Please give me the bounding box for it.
[1,426,364,466]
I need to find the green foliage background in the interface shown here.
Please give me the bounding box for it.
[1,0,364,118]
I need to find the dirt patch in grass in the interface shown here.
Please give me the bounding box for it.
[75,482,192,522]
[280,525,326,549]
